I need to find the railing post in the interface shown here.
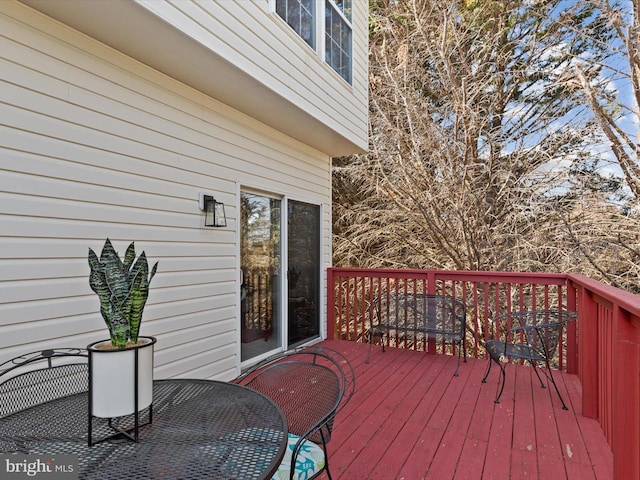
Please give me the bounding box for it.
[566,280,578,374]
[612,307,640,480]
[427,271,436,294]
[326,268,335,340]
[579,287,599,419]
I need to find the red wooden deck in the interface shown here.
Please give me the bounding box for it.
[317,339,613,480]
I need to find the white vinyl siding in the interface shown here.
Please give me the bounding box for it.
[136,0,368,151]
[0,2,332,380]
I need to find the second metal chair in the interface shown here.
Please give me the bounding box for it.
[482,310,577,410]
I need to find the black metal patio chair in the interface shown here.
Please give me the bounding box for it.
[0,348,88,418]
[482,310,578,410]
[235,346,355,480]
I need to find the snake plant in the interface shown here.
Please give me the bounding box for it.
[88,239,158,349]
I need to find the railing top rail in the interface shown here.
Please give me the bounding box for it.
[329,267,569,283]
[568,273,640,322]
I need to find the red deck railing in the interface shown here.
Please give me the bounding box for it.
[568,273,640,480]
[327,267,639,479]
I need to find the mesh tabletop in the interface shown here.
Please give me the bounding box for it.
[0,379,288,480]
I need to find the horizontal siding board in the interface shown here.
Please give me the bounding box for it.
[0,142,238,211]
[153,320,236,351]
[0,278,233,306]
[0,219,239,253]
[0,39,328,180]
[0,279,89,304]
[0,287,234,325]
[0,237,234,264]
[0,193,202,230]
[1,256,237,283]
[156,341,237,380]
[0,21,335,178]
[0,174,211,221]
[0,313,104,343]
[0,258,92,282]
[1,90,326,195]
[148,308,235,332]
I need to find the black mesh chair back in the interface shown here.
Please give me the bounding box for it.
[235,346,355,480]
[482,310,578,409]
[0,348,88,418]
[376,294,466,338]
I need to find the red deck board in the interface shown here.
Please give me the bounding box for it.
[482,366,517,480]
[564,370,613,479]
[467,359,496,443]
[453,437,488,480]
[397,426,445,479]
[532,369,568,479]
[316,340,613,480]
[426,361,484,479]
[369,359,454,477]
[506,366,537,479]
[554,375,597,479]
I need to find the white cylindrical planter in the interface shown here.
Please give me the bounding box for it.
[87,336,156,418]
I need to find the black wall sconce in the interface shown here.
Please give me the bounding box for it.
[199,192,227,228]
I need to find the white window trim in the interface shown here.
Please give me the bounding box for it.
[323,0,353,84]
[269,0,353,84]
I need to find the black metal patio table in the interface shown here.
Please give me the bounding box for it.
[0,379,288,480]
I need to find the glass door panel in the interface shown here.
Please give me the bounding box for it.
[287,200,320,346]
[240,192,282,362]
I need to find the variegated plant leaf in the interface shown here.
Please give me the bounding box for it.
[128,268,148,343]
[88,248,111,329]
[108,298,130,349]
[123,242,136,273]
[88,238,158,348]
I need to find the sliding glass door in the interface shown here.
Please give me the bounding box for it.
[287,200,320,346]
[240,192,282,362]
[240,192,320,362]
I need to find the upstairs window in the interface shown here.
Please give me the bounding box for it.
[276,0,315,49]
[275,0,353,85]
[325,0,352,83]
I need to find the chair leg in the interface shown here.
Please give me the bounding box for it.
[545,364,569,410]
[529,361,569,411]
[462,337,467,363]
[494,362,507,404]
[482,356,506,403]
[365,330,373,364]
[325,461,333,480]
[530,361,546,389]
[320,432,332,480]
[321,446,332,480]
[481,357,493,383]
[365,329,381,364]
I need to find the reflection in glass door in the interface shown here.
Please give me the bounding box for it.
[287,200,320,346]
[240,192,282,362]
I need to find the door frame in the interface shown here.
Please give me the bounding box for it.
[236,185,325,370]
